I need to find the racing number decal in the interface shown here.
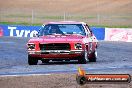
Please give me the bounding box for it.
[85,24,94,52]
[89,37,93,52]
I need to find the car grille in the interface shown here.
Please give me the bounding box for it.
[39,43,70,50]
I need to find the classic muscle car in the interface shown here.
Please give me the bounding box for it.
[27,21,98,65]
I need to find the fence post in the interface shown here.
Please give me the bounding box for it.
[96,0,100,25]
[32,9,34,25]
[97,14,100,25]
[64,12,66,21]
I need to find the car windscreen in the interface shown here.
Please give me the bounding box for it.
[38,24,86,36]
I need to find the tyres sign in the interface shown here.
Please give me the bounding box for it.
[0,25,40,37]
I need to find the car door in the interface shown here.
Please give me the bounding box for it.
[85,25,93,53]
[88,27,98,52]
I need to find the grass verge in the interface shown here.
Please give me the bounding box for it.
[0,21,132,28]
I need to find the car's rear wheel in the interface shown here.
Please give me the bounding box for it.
[28,55,38,65]
[88,50,97,62]
[78,50,88,64]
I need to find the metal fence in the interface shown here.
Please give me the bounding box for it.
[0,8,132,27]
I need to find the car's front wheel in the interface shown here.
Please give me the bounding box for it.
[88,50,97,62]
[78,50,88,64]
[28,55,38,65]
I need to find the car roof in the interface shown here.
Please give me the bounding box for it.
[44,21,87,25]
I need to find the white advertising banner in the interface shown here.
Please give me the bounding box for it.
[105,28,132,42]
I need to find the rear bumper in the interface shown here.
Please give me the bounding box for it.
[28,50,84,58]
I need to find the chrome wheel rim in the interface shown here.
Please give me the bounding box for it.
[95,50,97,58]
[85,51,88,61]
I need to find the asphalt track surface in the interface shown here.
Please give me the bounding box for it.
[0,37,132,76]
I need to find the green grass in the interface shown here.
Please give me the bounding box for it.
[0,21,41,26]
[0,21,132,28]
[5,14,31,18]
[1,14,132,28]
[37,16,64,20]
[112,15,132,19]
[4,15,96,20]
[89,24,132,28]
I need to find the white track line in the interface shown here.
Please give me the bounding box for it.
[0,74,51,77]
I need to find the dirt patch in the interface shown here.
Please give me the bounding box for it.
[0,74,131,88]
[0,0,132,15]
[0,0,132,26]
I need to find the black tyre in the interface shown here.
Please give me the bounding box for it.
[41,59,50,63]
[28,55,38,65]
[65,59,70,62]
[78,51,88,64]
[89,50,97,62]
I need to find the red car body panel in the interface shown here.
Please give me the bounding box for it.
[0,27,3,37]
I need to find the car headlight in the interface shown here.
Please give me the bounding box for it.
[75,43,82,49]
[27,44,35,50]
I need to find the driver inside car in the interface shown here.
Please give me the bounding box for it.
[49,25,64,34]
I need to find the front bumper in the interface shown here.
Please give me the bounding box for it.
[28,50,84,58]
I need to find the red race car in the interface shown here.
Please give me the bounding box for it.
[27,21,98,65]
